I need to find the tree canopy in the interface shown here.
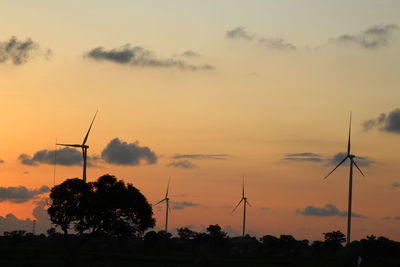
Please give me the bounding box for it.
[48,174,155,237]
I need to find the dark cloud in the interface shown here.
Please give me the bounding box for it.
[101,138,157,166]
[392,183,400,188]
[260,207,269,211]
[363,109,400,134]
[226,27,254,40]
[0,36,50,65]
[283,152,323,162]
[258,37,296,50]
[18,147,97,166]
[384,216,400,221]
[181,50,200,57]
[331,24,399,49]
[296,204,367,218]
[226,26,296,51]
[172,154,230,160]
[0,201,51,234]
[0,186,49,203]
[85,44,214,71]
[328,152,373,167]
[0,159,4,164]
[171,201,199,210]
[167,160,196,169]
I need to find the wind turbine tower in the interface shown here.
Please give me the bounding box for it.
[57,111,98,183]
[324,113,365,246]
[155,179,171,232]
[232,177,251,237]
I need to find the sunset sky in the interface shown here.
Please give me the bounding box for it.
[1,0,400,241]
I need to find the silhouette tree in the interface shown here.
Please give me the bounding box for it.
[206,224,227,240]
[48,178,91,236]
[323,230,346,249]
[177,227,197,240]
[48,174,155,237]
[77,174,155,237]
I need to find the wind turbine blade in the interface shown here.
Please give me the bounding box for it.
[165,178,170,198]
[352,159,365,177]
[82,110,98,146]
[347,112,352,155]
[242,176,245,198]
[231,199,243,214]
[154,199,166,206]
[56,143,82,148]
[323,156,348,180]
[246,200,252,207]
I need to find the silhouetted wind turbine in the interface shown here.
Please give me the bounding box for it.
[155,179,171,232]
[231,177,251,237]
[57,111,98,183]
[324,113,365,246]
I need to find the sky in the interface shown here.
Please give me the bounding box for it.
[1,0,400,241]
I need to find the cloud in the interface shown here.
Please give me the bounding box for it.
[101,138,157,166]
[167,160,196,169]
[0,36,50,65]
[384,216,400,221]
[296,204,367,218]
[85,44,214,70]
[172,154,230,160]
[181,50,200,57]
[18,147,97,166]
[0,201,51,234]
[328,152,373,167]
[392,183,400,188]
[171,201,199,210]
[0,159,4,164]
[331,24,399,49]
[363,109,400,134]
[260,207,269,211]
[226,26,296,51]
[0,186,49,204]
[283,152,323,162]
[226,27,254,40]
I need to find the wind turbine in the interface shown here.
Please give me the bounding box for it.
[155,179,171,232]
[231,177,251,237]
[324,113,365,246]
[57,111,98,183]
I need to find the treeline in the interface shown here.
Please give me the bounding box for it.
[1,174,398,266]
[0,227,399,266]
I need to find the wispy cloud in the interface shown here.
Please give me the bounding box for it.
[384,216,400,221]
[296,204,367,218]
[328,152,373,167]
[172,154,230,160]
[331,24,399,49]
[171,201,199,210]
[101,138,157,166]
[181,50,200,57]
[167,160,196,169]
[0,186,49,203]
[85,44,214,71]
[0,36,51,65]
[226,26,296,51]
[283,152,323,162]
[392,183,400,188]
